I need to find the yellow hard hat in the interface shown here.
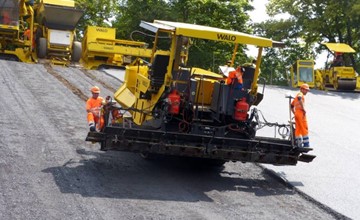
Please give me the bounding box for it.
[300,83,310,91]
[90,86,100,94]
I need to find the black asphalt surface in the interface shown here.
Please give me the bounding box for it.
[0,60,346,220]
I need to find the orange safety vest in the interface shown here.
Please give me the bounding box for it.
[24,29,31,38]
[86,97,104,113]
[291,92,305,113]
[226,67,243,85]
[23,29,35,47]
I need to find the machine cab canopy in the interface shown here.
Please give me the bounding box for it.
[323,43,355,68]
[140,20,283,48]
[323,43,356,53]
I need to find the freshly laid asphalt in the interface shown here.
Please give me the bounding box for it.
[257,85,360,220]
[106,68,360,219]
[0,61,353,219]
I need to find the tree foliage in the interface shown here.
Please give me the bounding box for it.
[76,0,118,35]
[168,0,254,70]
[112,0,173,39]
[74,0,360,84]
[110,0,255,70]
[264,0,360,72]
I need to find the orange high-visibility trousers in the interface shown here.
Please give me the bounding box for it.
[294,111,308,137]
[87,107,104,130]
[87,108,104,131]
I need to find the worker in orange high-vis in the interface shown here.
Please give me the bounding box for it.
[226,66,243,89]
[86,86,104,132]
[23,27,35,49]
[1,11,11,25]
[291,83,310,147]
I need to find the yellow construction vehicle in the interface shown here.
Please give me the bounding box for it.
[289,60,325,90]
[318,43,357,90]
[289,60,315,88]
[81,26,172,69]
[86,20,315,166]
[34,0,83,65]
[0,0,35,62]
[314,69,326,90]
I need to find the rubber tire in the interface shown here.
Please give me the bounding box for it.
[71,41,82,62]
[37,37,47,59]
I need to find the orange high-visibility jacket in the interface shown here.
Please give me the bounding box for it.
[291,92,305,113]
[226,67,243,85]
[86,97,103,112]
[86,97,104,121]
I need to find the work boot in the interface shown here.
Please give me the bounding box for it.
[295,137,303,148]
[303,136,310,147]
[89,123,96,132]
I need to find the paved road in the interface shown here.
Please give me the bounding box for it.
[0,61,345,219]
[257,85,360,220]
[104,68,359,219]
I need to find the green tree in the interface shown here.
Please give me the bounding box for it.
[76,0,118,37]
[168,0,254,70]
[253,18,316,85]
[265,0,360,71]
[112,0,172,40]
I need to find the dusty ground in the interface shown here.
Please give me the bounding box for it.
[0,60,346,220]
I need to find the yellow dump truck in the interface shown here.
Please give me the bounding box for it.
[86,20,315,166]
[34,0,83,64]
[0,0,35,62]
[318,43,357,90]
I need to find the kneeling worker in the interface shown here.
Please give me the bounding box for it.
[86,86,104,131]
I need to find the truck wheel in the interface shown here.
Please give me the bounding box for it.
[37,38,47,58]
[71,41,82,62]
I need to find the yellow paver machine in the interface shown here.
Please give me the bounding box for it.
[34,0,83,65]
[0,0,35,62]
[81,26,169,69]
[86,20,316,166]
